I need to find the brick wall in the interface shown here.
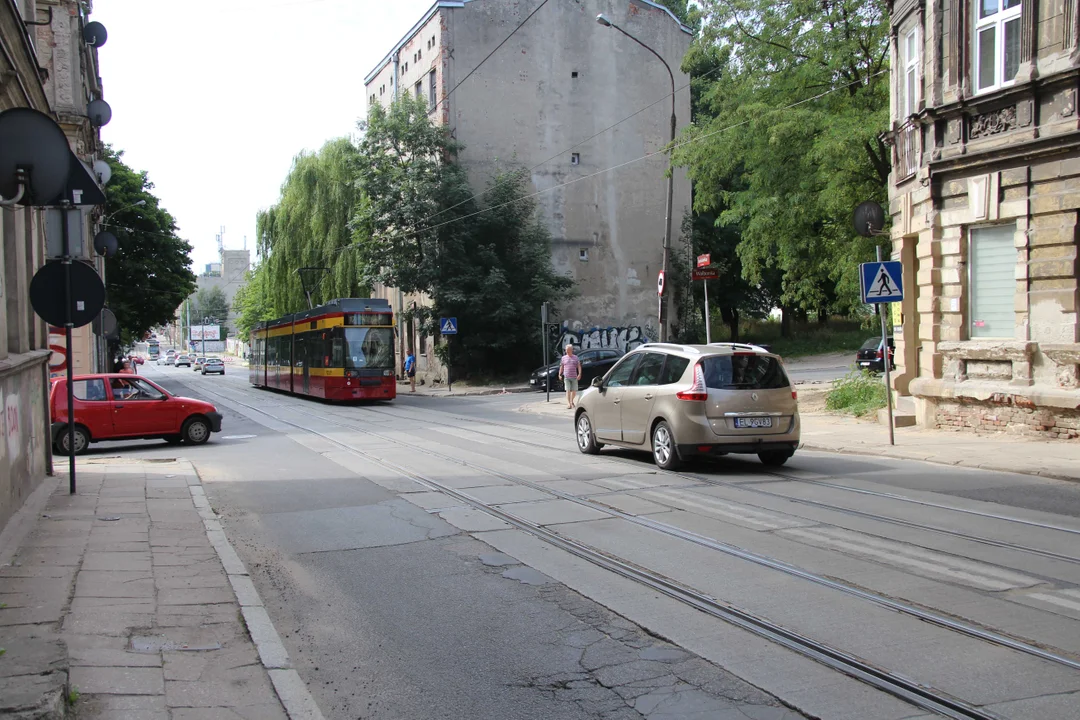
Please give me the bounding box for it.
[935,397,1080,438]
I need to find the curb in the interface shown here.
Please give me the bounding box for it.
[403,386,535,398]
[188,484,325,720]
[799,442,1080,483]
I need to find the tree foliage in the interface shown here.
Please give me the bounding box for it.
[102,147,196,346]
[256,137,366,315]
[192,286,229,325]
[674,0,889,319]
[232,266,275,339]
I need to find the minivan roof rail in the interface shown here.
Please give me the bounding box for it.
[640,342,701,354]
[707,342,771,352]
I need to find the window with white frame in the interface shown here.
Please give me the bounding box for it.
[903,27,919,117]
[974,0,1022,94]
[968,225,1016,338]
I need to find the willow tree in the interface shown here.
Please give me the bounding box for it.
[257,137,366,315]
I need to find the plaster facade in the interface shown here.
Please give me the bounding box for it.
[364,0,691,378]
[888,0,1080,436]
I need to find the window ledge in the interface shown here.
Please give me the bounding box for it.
[938,340,1036,386]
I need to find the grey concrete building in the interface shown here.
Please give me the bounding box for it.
[888,0,1080,436]
[364,0,692,372]
[192,247,250,338]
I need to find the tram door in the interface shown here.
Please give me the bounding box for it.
[296,334,309,394]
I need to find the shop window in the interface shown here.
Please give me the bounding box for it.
[974,0,1022,94]
[969,225,1016,338]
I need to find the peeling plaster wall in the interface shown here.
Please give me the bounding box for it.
[0,357,49,533]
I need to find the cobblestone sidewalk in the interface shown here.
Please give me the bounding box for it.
[0,458,321,719]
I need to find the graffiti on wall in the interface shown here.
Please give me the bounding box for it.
[548,323,653,361]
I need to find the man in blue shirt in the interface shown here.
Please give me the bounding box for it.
[404,350,416,393]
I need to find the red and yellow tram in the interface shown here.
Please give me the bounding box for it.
[249,298,396,401]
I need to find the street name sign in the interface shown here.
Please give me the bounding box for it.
[696,253,711,268]
[692,268,719,281]
[440,317,458,335]
[860,261,904,304]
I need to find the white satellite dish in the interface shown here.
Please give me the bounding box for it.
[93,159,111,185]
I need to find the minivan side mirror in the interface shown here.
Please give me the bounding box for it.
[591,377,604,389]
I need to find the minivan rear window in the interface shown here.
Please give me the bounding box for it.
[702,354,789,390]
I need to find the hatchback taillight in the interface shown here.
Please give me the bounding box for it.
[875,348,884,359]
[676,362,708,402]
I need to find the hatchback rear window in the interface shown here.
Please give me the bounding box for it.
[859,338,880,351]
[702,354,789,390]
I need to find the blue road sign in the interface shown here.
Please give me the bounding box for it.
[440,317,458,335]
[860,261,904,304]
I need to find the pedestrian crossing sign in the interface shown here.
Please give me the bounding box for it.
[860,261,904,304]
[440,317,458,335]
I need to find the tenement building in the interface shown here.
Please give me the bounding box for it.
[889,0,1080,436]
[364,0,691,376]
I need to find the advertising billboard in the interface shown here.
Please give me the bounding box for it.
[189,325,221,341]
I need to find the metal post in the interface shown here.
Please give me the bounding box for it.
[660,108,675,342]
[703,279,711,344]
[877,246,895,446]
[542,303,550,404]
[61,202,76,493]
[446,336,452,394]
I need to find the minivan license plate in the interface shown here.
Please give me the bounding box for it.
[735,417,772,429]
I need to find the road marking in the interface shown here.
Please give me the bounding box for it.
[1026,590,1080,615]
[641,488,799,530]
[780,526,1040,591]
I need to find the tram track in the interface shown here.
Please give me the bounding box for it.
[312,399,1080,570]
[189,381,1017,720]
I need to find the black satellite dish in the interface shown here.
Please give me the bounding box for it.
[93,308,119,341]
[87,99,112,127]
[94,230,118,257]
[0,108,71,204]
[83,21,108,47]
[29,260,107,328]
[853,201,886,238]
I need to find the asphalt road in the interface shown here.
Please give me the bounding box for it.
[95,364,1080,720]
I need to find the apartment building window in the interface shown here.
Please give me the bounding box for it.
[903,27,919,117]
[968,225,1016,338]
[975,0,1022,93]
[571,153,580,165]
[415,80,422,100]
[428,70,437,108]
[579,248,589,262]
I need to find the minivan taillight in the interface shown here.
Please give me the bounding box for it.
[676,362,708,402]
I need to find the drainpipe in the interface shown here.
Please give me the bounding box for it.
[392,52,407,378]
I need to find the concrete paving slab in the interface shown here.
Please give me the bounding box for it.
[69,665,165,695]
[461,484,553,505]
[77,692,168,719]
[438,507,513,532]
[502,498,611,525]
[82,550,153,572]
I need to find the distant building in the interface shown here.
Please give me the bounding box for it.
[205,262,223,276]
[888,0,1080,437]
[364,0,692,375]
[193,248,250,337]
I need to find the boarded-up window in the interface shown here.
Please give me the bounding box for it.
[969,225,1016,338]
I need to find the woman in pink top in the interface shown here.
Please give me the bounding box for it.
[558,345,582,409]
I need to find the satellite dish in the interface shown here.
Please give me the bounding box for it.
[93,159,111,185]
[0,108,71,204]
[92,308,119,341]
[94,230,118,257]
[853,201,886,238]
[87,99,112,127]
[83,21,108,47]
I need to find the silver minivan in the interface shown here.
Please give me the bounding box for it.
[574,343,800,469]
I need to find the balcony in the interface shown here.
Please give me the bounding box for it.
[894,120,920,181]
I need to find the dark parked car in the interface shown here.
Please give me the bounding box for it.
[856,336,895,373]
[530,349,623,391]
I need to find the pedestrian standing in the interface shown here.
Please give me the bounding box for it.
[119,360,135,375]
[558,344,582,409]
[404,350,417,393]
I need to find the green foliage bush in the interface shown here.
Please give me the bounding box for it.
[826,371,887,416]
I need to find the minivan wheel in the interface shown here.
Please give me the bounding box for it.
[651,421,683,470]
[182,417,211,445]
[758,451,793,467]
[576,412,602,455]
[56,425,90,456]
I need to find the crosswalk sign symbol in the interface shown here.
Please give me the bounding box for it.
[860,261,904,304]
[440,317,458,335]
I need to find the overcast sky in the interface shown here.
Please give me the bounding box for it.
[94,0,432,272]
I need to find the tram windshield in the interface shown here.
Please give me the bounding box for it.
[341,328,394,369]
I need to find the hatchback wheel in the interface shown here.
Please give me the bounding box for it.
[56,426,90,456]
[576,412,602,455]
[758,451,793,467]
[651,421,682,470]
[182,417,211,445]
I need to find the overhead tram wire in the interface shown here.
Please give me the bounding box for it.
[422,63,725,226]
[394,69,890,243]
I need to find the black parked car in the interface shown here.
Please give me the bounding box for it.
[855,336,895,373]
[530,349,623,391]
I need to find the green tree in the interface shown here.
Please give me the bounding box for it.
[257,137,366,315]
[674,0,889,324]
[102,147,197,346]
[192,286,229,324]
[233,266,275,340]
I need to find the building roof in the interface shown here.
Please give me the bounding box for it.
[363,0,692,87]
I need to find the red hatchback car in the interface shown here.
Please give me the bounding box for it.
[50,374,223,455]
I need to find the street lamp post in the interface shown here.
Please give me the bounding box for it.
[597,13,676,342]
[102,198,146,227]
[201,316,216,358]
